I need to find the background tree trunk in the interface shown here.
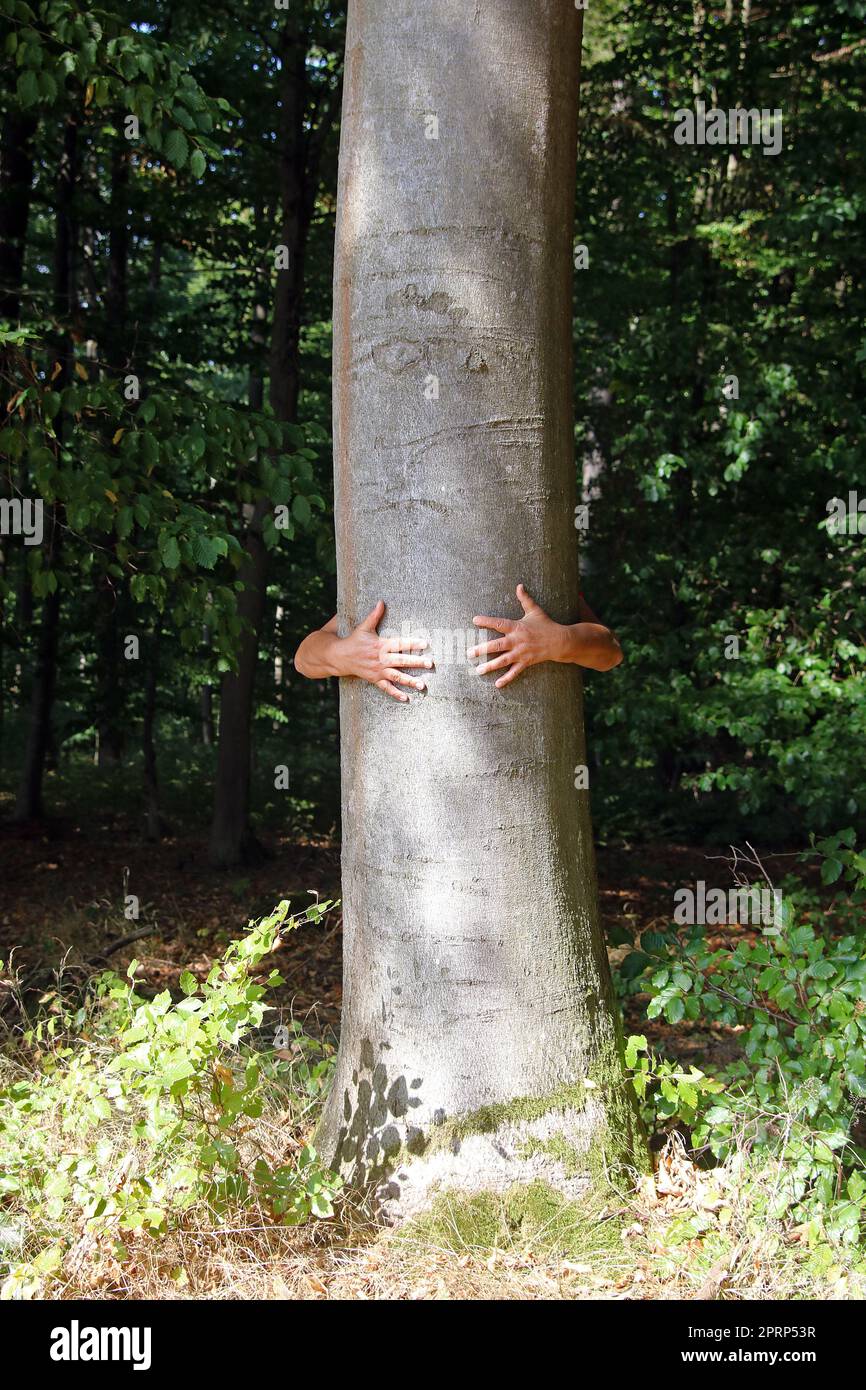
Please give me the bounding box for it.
[0,111,37,323]
[13,509,61,820]
[142,634,165,842]
[92,142,131,767]
[199,622,215,747]
[13,115,77,821]
[208,15,323,868]
[208,498,269,867]
[319,0,640,1211]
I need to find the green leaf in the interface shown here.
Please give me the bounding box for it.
[164,128,189,169]
[620,950,650,981]
[624,1034,647,1068]
[141,432,159,468]
[666,996,685,1024]
[17,69,38,106]
[191,534,219,569]
[159,534,181,570]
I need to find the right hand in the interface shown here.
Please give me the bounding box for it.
[339,600,433,702]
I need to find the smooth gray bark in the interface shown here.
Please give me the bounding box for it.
[321,0,634,1207]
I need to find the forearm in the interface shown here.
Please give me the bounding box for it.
[557,622,623,672]
[293,628,347,679]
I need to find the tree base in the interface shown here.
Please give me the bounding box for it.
[318,1050,647,1224]
[374,1098,609,1223]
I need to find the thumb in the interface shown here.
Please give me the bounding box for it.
[359,599,385,632]
[516,583,539,615]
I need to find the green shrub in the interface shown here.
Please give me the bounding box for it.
[622,833,866,1250]
[0,899,340,1299]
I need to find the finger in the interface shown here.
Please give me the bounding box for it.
[385,653,434,669]
[385,669,427,691]
[467,637,509,659]
[376,678,409,702]
[495,663,525,689]
[472,615,515,635]
[476,652,514,676]
[359,600,386,632]
[516,583,540,614]
[383,636,429,654]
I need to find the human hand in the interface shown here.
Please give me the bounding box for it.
[468,584,570,688]
[338,600,433,702]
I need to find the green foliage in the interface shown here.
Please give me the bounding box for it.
[5,0,224,170]
[576,0,866,842]
[2,340,326,662]
[0,899,341,1300]
[623,836,866,1250]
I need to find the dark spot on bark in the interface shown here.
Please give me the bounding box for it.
[406,1128,427,1156]
[332,1054,428,1197]
[372,1061,387,1091]
[371,338,425,374]
[387,1075,409,1117]
[385,282,468,323]
[380,1125,401,1157]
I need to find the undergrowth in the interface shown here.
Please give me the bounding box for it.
[619,830,866,1290]
[0,898,340,1299]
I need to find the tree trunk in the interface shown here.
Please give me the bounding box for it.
[94,596,125,765]
[1,113,38,755]
[200,683,214,746]
[208,499,269,867]
[200,623,215,746]
[208,19,310,869]
[318,0,641,1213]
[0,111,37,323]
[104,142,130,371]
[142,635,165,841]
[13,508,61,820]
[93,143,131,766]
[13,115,77,821]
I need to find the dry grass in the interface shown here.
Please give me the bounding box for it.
[39,1138,864,1302]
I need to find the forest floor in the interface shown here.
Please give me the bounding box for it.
[0,807,854,1300]
[0,816,800,1075]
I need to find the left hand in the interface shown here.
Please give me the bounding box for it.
[468,584,568,688]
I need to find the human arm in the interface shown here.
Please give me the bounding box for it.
[468,584,623,688]
[293,601,432,702]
